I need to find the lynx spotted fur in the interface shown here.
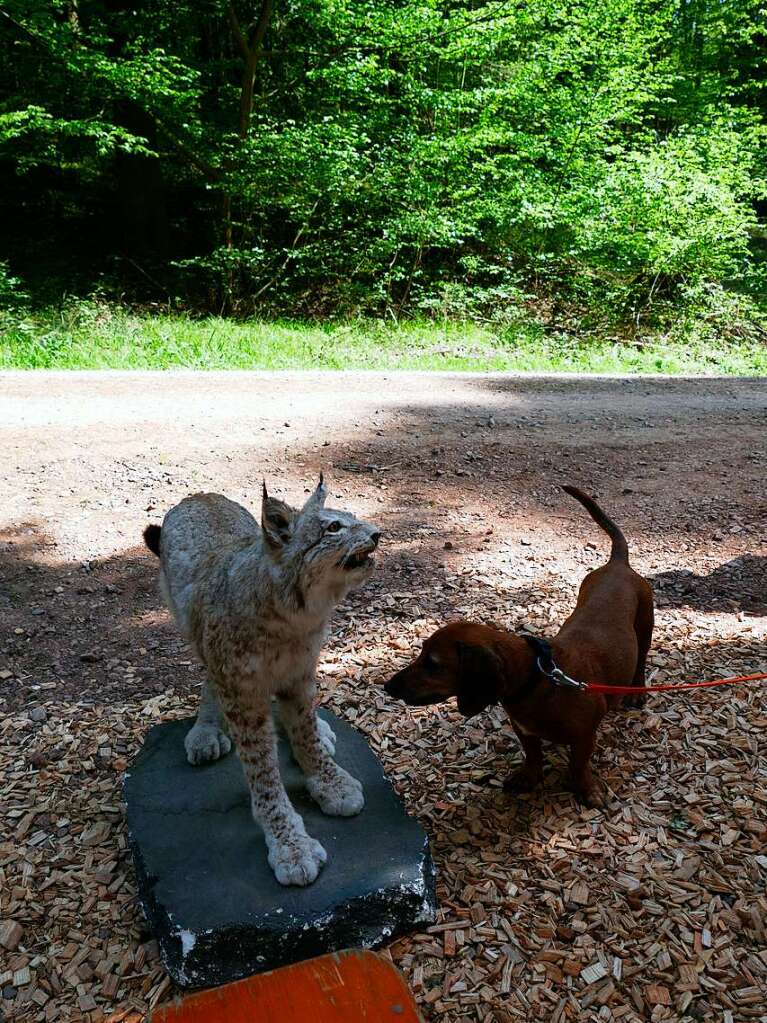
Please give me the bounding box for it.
[143,477,380,886]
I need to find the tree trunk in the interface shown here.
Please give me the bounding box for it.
[229,0,274,138]
[113,101,169,261]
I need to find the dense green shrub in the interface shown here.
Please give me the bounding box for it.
[0,0,765,331]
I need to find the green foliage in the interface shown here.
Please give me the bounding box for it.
[557,116,766,321]
[2,303,766,374]
[0,0,765,334]
[0,260,27,308]
[0,259,31,344]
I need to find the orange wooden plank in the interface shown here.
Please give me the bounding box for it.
[150,949,424,1023]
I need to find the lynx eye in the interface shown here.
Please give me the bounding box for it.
[326,520,344,533]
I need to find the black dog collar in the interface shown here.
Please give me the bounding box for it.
[522,635,587,692]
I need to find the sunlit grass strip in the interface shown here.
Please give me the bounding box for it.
[2,307,765,374]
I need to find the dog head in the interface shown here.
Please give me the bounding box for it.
[385,621,508,717]
[261,476,380,599]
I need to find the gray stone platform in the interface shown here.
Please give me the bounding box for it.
[124,711,437,988]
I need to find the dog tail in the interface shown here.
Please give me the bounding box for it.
[562,485,629,562]
[143,524,162,557]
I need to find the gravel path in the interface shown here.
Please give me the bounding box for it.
[1,371,765,1022]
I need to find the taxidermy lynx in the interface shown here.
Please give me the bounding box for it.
[143,477,380,886]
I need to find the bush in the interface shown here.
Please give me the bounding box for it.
[0,1,765,327]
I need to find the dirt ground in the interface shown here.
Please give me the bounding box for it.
[1,371,766,1023]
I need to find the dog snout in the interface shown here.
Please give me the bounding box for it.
[384,668,407,698]
[384,675,400,697]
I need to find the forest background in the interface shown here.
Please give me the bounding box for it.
[1,0,765,371]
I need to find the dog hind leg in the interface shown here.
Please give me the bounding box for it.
[626,590,654,709]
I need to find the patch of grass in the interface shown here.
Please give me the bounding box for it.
[1,303,766,373]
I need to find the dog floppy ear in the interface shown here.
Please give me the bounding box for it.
[261,482,297,549]
[456,642,503,717]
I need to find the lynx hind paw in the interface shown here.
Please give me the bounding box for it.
[316,716,336,756]
[307,766,364,817]
[267,833,327,887]
[185,723,232,765]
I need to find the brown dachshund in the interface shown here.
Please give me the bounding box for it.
[385,486,654,806]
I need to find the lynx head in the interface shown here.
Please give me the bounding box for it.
[261,475,380,601]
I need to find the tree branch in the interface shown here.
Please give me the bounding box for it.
[247,0,273,54]
[226,4,250,63]
[0,9,221,183]
[229,0,274,137]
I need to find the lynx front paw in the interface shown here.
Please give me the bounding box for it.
[184,723,232,765]
[267,833,327,886]
[316,716,336,756]
[307,765,364,817]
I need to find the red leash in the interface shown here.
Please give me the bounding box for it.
[586,672,767,695]
[524,637,767,697]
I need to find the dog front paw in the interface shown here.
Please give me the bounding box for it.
[307,765,364,817]
[573,779,606,808]
[624,690,647,709]
[316,716,337,756]
[503,767,543,794]
[185,722,232,765]
[267,833,327,886]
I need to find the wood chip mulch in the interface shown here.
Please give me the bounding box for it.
[2,564,766,1022]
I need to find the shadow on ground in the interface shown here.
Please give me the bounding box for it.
[3,372,765,714]
[650,555,767,614]
[0,521,182,710]
[0,515,552,712]
[3,516,764,718]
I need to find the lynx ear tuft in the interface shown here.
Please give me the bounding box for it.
[301,474,328,514]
